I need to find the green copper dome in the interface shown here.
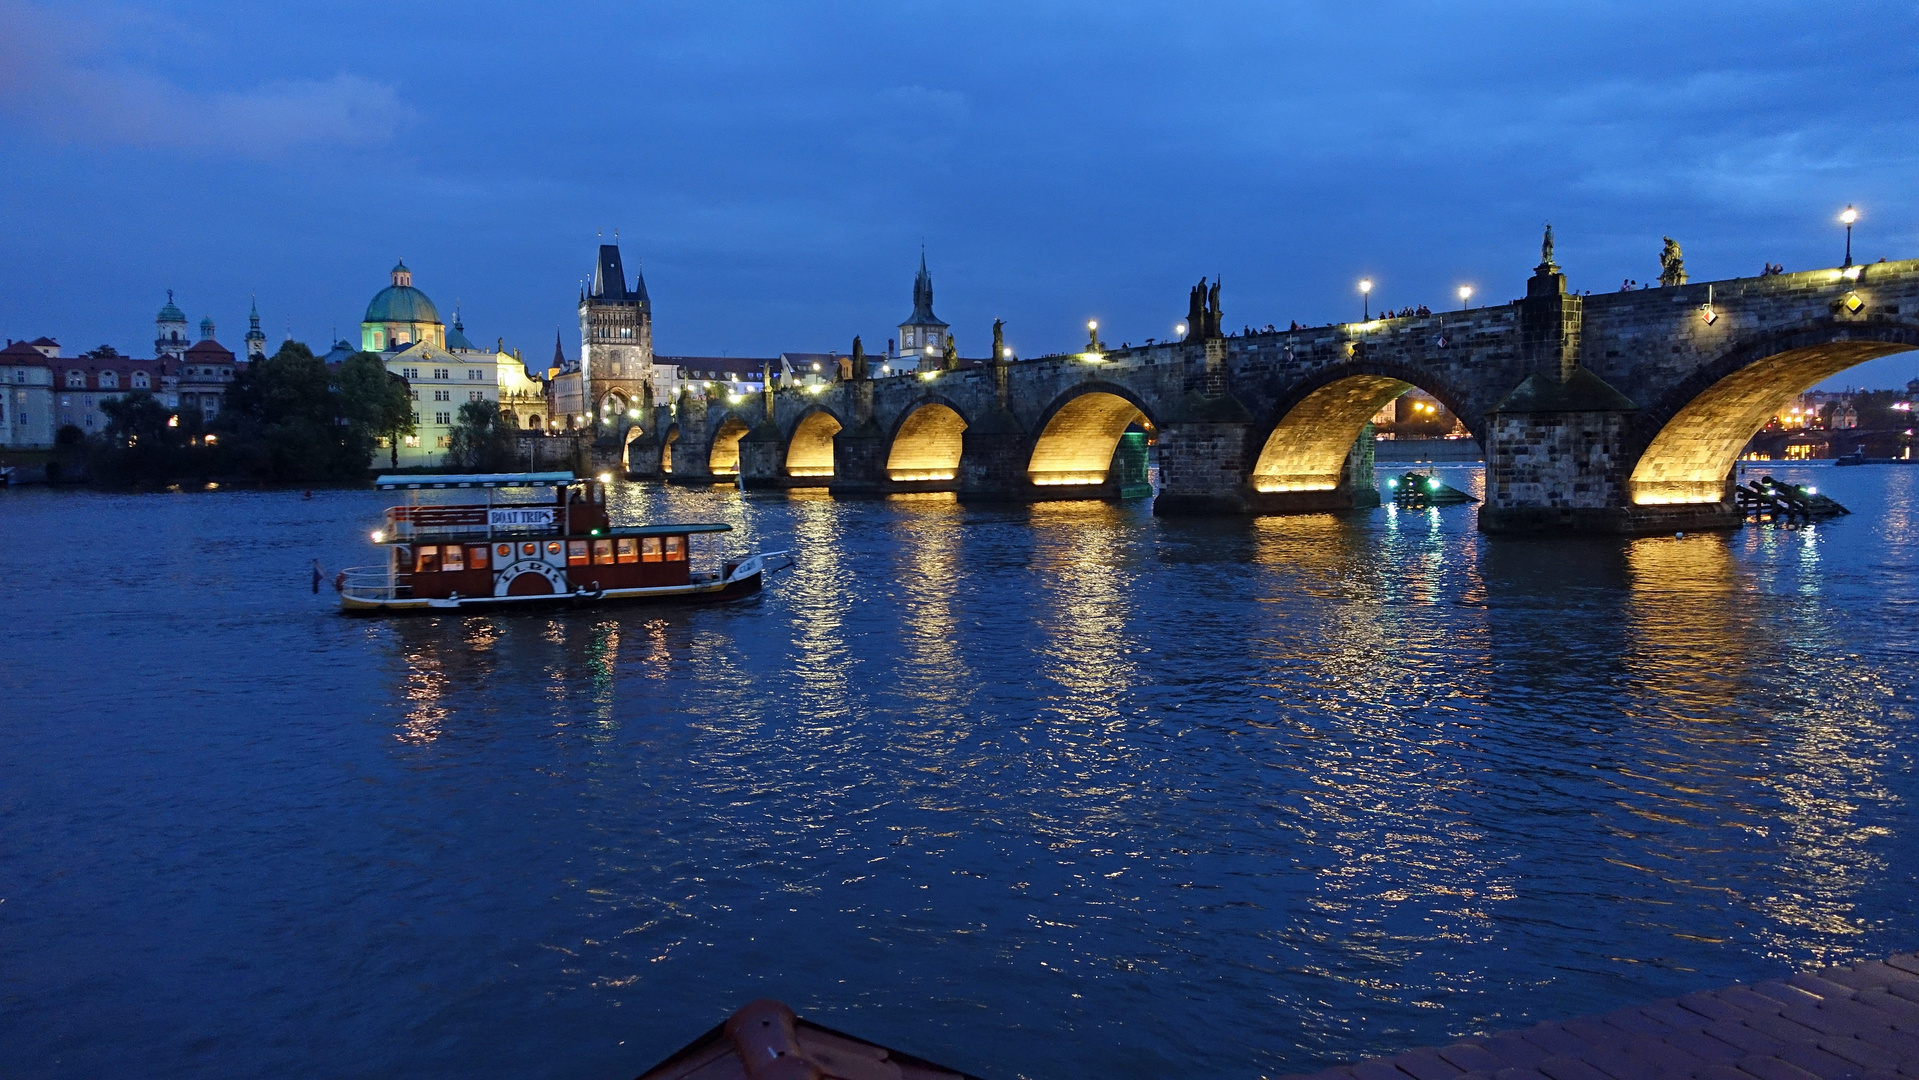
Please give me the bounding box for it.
[157,289,186,323]
[364,260,441,325]
[364,285,441,324]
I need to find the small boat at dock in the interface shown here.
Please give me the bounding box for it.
[635,999,979,1080]
[338,472,788,614]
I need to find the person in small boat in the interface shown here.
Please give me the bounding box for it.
[311,559,324,594]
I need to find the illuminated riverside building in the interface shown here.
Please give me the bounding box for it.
[0,338,57,448]
[893,250,950,374]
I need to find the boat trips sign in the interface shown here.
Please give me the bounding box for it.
[489,507,555,528]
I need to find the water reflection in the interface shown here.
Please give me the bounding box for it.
[4,471,1917,1080]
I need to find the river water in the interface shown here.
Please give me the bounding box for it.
[3,463,1917,1080]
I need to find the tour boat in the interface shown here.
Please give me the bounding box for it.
[338,472,787,614]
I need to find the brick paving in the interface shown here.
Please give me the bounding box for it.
[1284,954,1919,1080]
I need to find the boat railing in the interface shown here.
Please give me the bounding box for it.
[340,565,410,602]
[383,503,560,541]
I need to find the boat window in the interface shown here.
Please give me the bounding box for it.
[441,545,464,571]
[664,535,686,562]
[521,542,538,558]
[417,545,440,573]
[616,538,637,563]
[546,541,562,557]
[641,537,663,563]
[567,540,589,566]
[495,543,513,561]
[593,539,614,565]
[467,545,489,570]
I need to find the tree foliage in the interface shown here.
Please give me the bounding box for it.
[211,341,363,481]
[447,398,519,472]
[337,351,414,469]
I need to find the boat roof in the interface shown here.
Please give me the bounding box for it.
[375,472,577,489]
[636,999,977,1080]
[619,523,732,536]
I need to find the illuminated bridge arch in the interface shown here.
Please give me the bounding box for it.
[707,413,751,476]
[1627,322,1919,505]
[886,398,969,481]
[1026,384,1157,486]
[1251,365,1476,492]
[785,406,844,479]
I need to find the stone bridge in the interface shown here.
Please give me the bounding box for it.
[619,247,1919,534]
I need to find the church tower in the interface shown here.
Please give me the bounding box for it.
[155,290,189,361]
[578,242,654,427]
[244,298,267,360]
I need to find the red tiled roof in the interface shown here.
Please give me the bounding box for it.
[28,336,57,347]
[58,360,160,391]
[0,340,50,363]
[184,338,235,360]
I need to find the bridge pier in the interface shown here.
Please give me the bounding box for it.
[666,393,721,485]
[955,406,1027,501]
[737,420,784,489]
[1153,392,1255,515]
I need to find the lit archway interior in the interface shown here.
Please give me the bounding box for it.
[622,425,646,470]
[1027,392,1150,485]
[708,416,750,476]
[599,391,627,424]
[1631,341,1915,504]
[662,426,679,474]
[787,412,841,477]
[887,403,967,481]
[1252,374,1410,492]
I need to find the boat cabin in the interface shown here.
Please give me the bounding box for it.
[367,472,731,601]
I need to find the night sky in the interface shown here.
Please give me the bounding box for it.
[4,1,1916,389]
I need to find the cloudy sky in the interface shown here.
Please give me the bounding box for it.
[3,1,1916,388]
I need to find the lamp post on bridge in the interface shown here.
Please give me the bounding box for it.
[1841,205,1859,269]
[1359,279,1373,321]
[1458,285,1473,311]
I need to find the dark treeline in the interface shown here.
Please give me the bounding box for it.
[84,341,528,485]
[86,342,413,485]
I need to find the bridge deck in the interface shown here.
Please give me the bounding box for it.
[1285,954,1919,1080]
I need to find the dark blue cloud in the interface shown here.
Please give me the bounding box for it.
[2,1,1914,389]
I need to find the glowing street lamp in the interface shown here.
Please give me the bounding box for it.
[1358,279,1373,321]
[1841,205,1859,268]
[1457,285,1473,310]
[1175,322,1187,337]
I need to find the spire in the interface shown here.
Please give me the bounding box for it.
[906,248,941,325]
[590,244,628,300]
[553,328,565,368]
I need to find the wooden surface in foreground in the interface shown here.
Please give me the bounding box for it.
[1286,953,1919,1080]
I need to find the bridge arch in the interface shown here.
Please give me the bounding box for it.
[785,404,844,478]
[621,424,646,471]
[1251,363,1478,492]
[707,412,751,476]
[886,396,970,481]
[661,423,680,475]
[1626,321,1919,505]
[1026,382,1157,486]
[598,390,629,427]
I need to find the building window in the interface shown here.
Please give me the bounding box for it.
[98,371,118,389]
[641,537,662,563]
[435,411,450,425]
[433,390,450,402]
[467,545,489,570]
[441,544,465,571]
[468,369,484,380]
[411,411,421,425]
[664,535,686,561]
[409,390,419,401]
[469,391,485,402]
[567,540,590,566]
[132,372,149,389]
[402,367,419,379]
[404,435,420,447]
[416,546,440,573]
[593,539,614,565]
[66,371,85,388]
[616,538,637,563]
[433,368,449,380]
[435,435,450,448]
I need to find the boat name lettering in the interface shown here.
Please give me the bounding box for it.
[488,508,555,528]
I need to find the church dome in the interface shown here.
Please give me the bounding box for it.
[157,291,186,323]
[363,260,441,324]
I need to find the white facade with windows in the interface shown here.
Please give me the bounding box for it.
[380,341,497,468]
[0,339,57,449]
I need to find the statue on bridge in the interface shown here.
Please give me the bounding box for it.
[1659,237,1687,287]
[1539,223,1557,271]
[991,319,1006,364]
[1185,277,1224,341]
[943,332,959,371]
[851,335,866,380]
